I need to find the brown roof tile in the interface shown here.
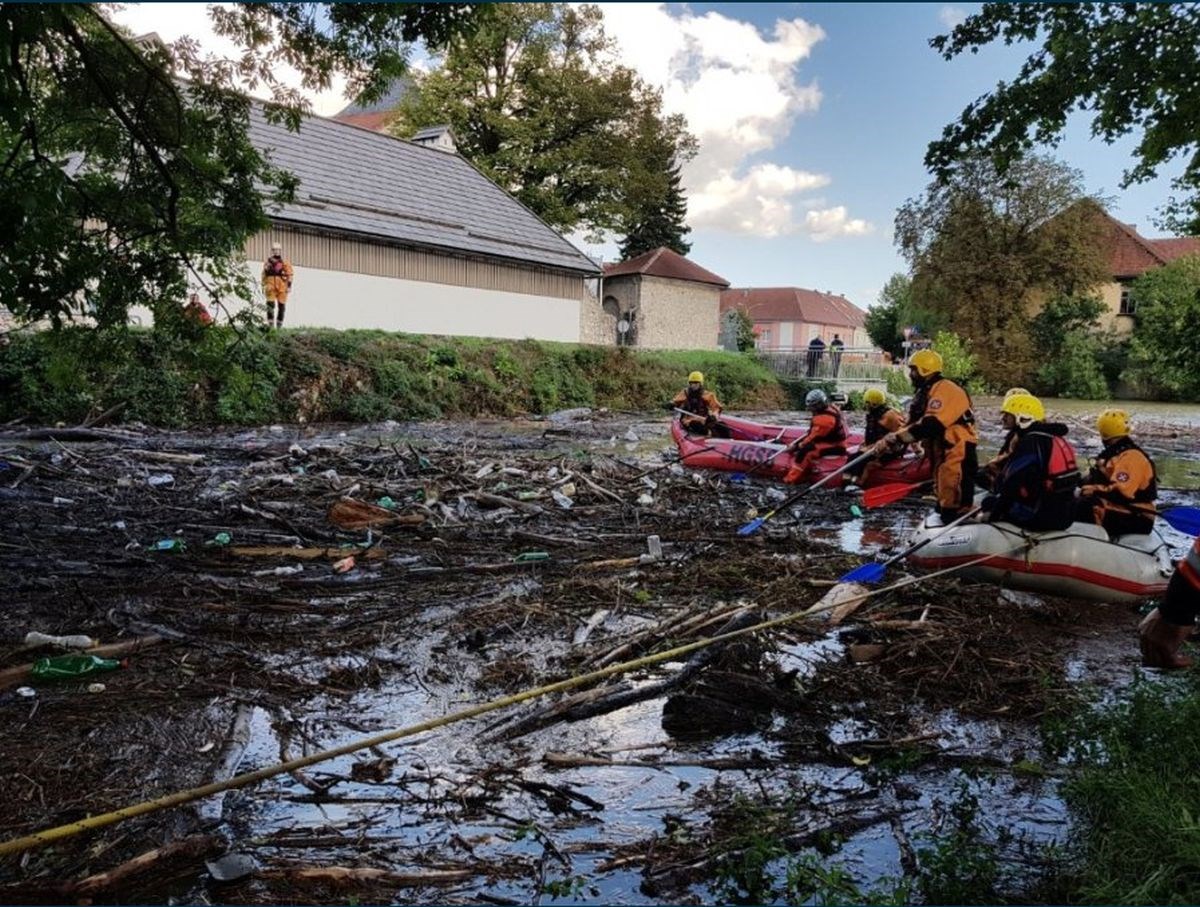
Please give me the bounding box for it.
[603,247,729,287]
[1147,236,1200,262]
[719,287,865,329]
[332,110,396,133]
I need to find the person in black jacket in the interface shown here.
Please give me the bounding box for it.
[980,393,1080,531]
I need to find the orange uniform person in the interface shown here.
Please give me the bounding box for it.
[1076,408,1157,536]
[262,242,294,329]
[783,389,848,484]
[873,349,978,523]
[1138,536,1200,669]
[671,371,729,437]
[845,388,905,487]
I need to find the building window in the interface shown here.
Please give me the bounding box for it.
[1119,286,1136,316]
[756,328,772,349]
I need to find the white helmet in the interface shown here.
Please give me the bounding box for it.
[805,388,828,409]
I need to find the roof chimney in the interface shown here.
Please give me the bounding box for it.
[411,124,457,154]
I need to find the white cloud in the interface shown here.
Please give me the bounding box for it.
[599,4,871,241]
[107,3,350,116]
[803,206,874,242]
[939,6,968,30]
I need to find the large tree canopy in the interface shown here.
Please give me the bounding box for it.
[895,154,1109,387]
[391,3,696,241]
[0,3,478,329]
[927,3,1200,234]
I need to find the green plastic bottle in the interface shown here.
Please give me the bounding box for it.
[513,551,550,563]
[30,654,122,682]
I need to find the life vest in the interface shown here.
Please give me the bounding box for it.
[682,388,710,419]
[1028,430,1080,493]
[865,405,889,444]
[264,256,289,277]
[1096,436,1158,502]
[822,404,848,445]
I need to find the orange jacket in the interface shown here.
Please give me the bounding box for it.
[906,377,978,450]
[1084,436,1157,517]
[673,388,723,426]
[794,405,847,455]
[262,255,294,303]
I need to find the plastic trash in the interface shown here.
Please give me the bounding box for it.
[624,429,639,442]
[87,683,106,694]
[516,490,541,501]
[320,469,340,481]
[52,496,76,505]
[288,443,308,458]
[147,474,174,487]
[270,565,303,576]
[646,535,663,561]
[150,538,186,552]
[514,551,550,563]
[551,490,574,509]
[16,687,36,698]
[636,493,654,506]
[24,632,95,650]
[205,532,233,547]
[30,654,122,682]
[376,496,397,510]
[112,520,127,530]
[332,555,356,574]
[849,504,864,518]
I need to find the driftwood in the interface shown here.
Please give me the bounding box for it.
[257,866,472,887]
[230,545,387,561]
[0,426,140,443]
[0,635,163,690]
[73,835,223,897]
[196,704,254,826]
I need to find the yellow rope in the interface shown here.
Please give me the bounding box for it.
[0,550,1009,858]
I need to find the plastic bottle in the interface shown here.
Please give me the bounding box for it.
[150,538,186,552]
[30,654,122,682]
[376,496,396,510]
[205,532,233,547]
[513,551,550,563]
[24,631,96,649]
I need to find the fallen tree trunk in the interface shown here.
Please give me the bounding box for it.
[257,866,472,887]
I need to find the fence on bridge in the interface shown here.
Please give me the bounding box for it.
[756,345,893,382]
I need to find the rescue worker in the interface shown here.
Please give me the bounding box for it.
[1076,408,1157,536]
[183,291,214,327]
[262,242,294,329]
[1139,536,1200,670]
[844,387,904,487]
[782,389,847,484]
[873,349,978,524]
[980,387,1031,490]
[670,371,729,438]
[979,393,1080,531]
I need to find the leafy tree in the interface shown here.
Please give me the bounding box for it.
[865,273,946,358]
[730,309,757,353]
[930,330,984,396]
[618,107,693,258]
[895,155,1109,387]
[391,3,695,237]
[1122,254,1200,400]
[1029,295,1112,399]
[0,3,478,329]
[927,3,1200,234]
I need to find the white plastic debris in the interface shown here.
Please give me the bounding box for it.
[251,564,304,577]
[636,493,654,506]
[147,474,174,487]
[24,632,95,649]
[646,535,663,561]
[113,520,126,530]
[16,687,36,698]
[87,683,106,694]
[624,429,639,442]
[268,425,285,433]
[288,443,308,458]
[551,490,574,510]
[320,469,340,481]
[52,496,76,505]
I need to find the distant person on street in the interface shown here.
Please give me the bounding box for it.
[805,335,826,378]
[670,371,730,438]
[783,389,847,484]
[262,242,294,329]
[829,333,845,377]
[1076,408,1158,536]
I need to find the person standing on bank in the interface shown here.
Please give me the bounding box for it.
[262,242,294,329]
[829,333,845,378]
[805,335,826,378]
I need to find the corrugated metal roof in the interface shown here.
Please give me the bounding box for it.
[719,287,865,329]
[248,108,600,275]
[602,247,729,287]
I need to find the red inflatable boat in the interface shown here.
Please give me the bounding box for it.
[670,419,930,487]
[717,413,863,447]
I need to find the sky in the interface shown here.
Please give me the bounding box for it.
[111,2,1182,312]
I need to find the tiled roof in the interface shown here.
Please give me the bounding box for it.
[332,110,395,133]
[1099,209,1200,278]
[719,287,866,329]
[602,247,729,287]
[1147,236,1200,262]
[248,107,599,275]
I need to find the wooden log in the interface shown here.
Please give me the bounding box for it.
[0,636,163,691]
[72,835,224,897]
[257,866,472,887]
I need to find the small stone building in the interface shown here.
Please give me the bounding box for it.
[583,247,728,350]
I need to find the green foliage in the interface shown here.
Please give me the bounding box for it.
[931,331,985,395]
[895,157,1109,387]
[778,377,837,409]
[728,309,757,353]
[0,328,787,426]
[913,782,1005,904]
[928,3,1200,234]
[1122,254,1200,400]
[391,4,695,238]
[865,273,946,358]
[1041,671,1200,903]
[0,4,477,329]
[1030,295,1113,399]
[885,367,913,397]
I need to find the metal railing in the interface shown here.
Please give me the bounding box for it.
[755,346,895,382]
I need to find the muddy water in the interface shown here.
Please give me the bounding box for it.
[162,409,1195,905]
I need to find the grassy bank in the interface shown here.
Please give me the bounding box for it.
[0,327,791,427]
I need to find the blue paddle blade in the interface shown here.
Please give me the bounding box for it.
[730,472,747,483]
[1162,506,1200,536]
[737,517,766,536]
[838,562,887,584]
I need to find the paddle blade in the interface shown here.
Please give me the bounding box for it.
[737,517,766,536]
[863,482,923,509]
[1161,506,1200,536]
[838,562,887,584]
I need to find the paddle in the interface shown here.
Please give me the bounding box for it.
[737,449,876,536]
[862,480,932,509]
[1161,506,1200,536]
[838,505,983,585]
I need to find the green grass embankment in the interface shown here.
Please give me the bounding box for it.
[0,327,791,427]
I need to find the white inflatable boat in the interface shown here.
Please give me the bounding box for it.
[906,516,1175,603]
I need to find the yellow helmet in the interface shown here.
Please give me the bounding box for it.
[688,371,704,383]
[863,388,887,406]
[909,348,943,377]
[1001,392,1045,427]
[1097,408,1130,440]
[1003,387,1030,400]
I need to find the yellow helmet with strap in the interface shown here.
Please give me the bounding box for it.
[863,388,887,406]
[909,349,943,377]
[688,371,704,384]
[1001,392,1045,427]
[1097,408,1130,439]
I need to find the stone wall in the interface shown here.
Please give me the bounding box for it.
[635,275,720,350]
[579,293,618,346]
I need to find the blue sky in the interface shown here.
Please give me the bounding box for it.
[589,2,1179,310]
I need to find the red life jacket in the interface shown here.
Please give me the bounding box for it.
[825,404,847,445]
[264,256,288,277]
[1030,431,1080,493]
